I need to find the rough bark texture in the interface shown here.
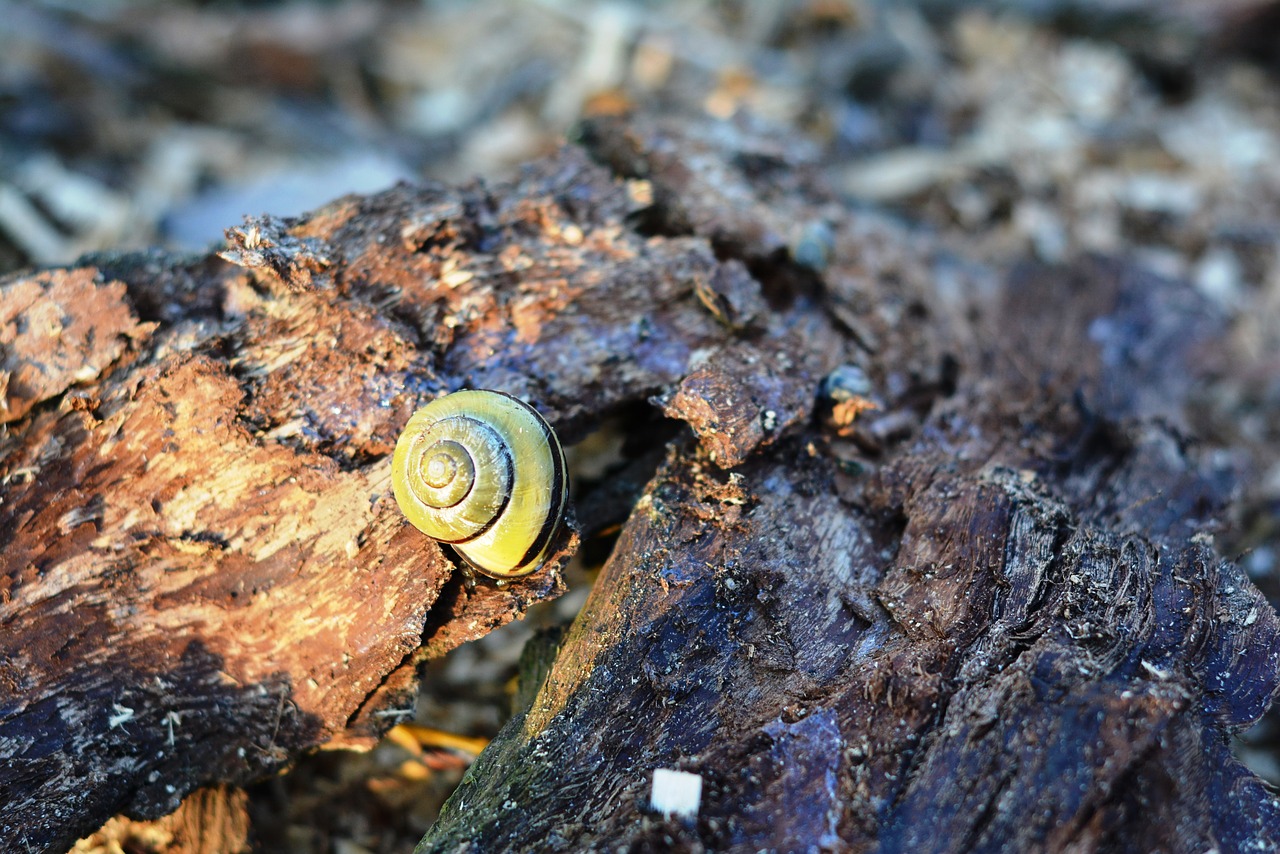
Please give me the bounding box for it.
[418,120,1280,852]
[1,113,1277,853]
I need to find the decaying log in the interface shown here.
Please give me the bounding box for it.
[0,126,784,851]
[418,122,1280,851]
[1,113,1277,853]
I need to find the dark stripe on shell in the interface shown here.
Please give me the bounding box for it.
[511,399,567,570]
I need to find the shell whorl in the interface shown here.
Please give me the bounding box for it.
[392,390,567,578]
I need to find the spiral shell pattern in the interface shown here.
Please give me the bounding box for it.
[392,390,567,578]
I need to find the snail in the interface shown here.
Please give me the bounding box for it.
[392,389,568,578]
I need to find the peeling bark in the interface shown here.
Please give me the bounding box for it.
[1,115,1277,853]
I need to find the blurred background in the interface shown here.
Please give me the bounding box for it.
[3,0,1279,851]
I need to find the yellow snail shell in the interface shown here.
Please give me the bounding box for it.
[392,389,568,578]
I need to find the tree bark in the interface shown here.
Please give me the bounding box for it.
[1,114,1276,853]
[420,119,1280,852]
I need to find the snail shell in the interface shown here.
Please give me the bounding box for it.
[391,389,568,578]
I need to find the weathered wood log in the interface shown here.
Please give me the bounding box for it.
[1,112,1277,853]
[417,120,1280,852]
[0,129,786,851]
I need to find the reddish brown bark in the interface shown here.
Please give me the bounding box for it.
[2,115,1277,854]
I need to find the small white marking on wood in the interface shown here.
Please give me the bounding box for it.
[108,703,134,730]
[373,705,416,720]
[164,711,182,746]
[651,768,701,819]
[1141,660,1171,680]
